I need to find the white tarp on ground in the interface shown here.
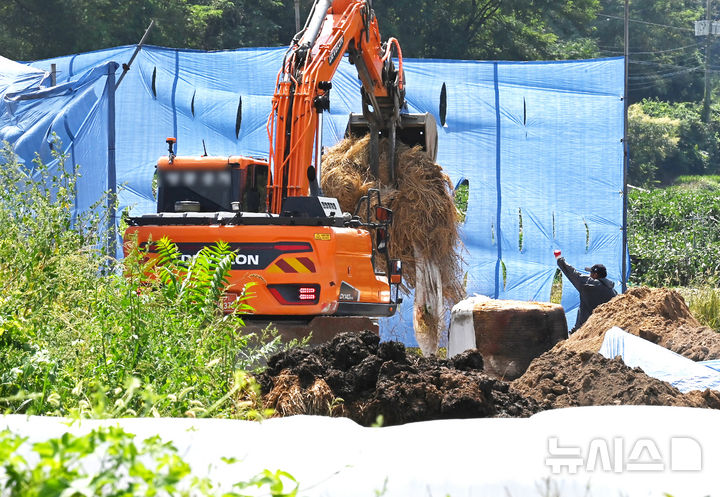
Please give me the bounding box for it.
[700,359,720,372]
[599,326,720,393]
[1,407,718,496]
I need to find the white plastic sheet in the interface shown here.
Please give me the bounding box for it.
[2,407,718,497]
[700,359,720,372]
[599,326,720,393]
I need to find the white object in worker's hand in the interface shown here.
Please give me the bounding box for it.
[553,250,561,259]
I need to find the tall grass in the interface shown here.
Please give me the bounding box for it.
[0,143,285,418]
[677,286,720,331]
[672,175,720,189]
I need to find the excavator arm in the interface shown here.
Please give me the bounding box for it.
[267,0,432,214]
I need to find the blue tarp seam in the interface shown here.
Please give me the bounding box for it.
[62,115,76,171]
[172,51,179,141]
[107,63,117,255]
[493,61,502,299]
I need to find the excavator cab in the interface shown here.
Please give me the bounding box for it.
[155,154,269,214]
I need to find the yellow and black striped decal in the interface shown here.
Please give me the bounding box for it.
[267,256,316,274]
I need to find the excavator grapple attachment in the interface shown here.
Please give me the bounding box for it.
[346,112,438,162]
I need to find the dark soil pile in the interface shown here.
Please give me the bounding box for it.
[511,349,720,409]
[558,287,720,361]
[256,331,540,426]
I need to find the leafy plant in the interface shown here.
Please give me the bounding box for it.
[0,426,299,497]
[153,237,253,324]
[453,181,469,223]
[628,181,720,287]
[0,143,288,419]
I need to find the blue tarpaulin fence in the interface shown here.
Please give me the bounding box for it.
[0,46,626,345]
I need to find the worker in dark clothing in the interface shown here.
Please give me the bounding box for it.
[554,250,617,334]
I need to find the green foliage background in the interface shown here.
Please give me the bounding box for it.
[628,178,720,287]
[629,100,720,187]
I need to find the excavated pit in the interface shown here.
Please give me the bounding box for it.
[256,330,539,426]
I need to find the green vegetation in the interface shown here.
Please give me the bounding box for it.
[673,175,720,188]
[678,286,720,331]
[628,174,720,330]
[0,426,299,496]
[628,180,720,287]
[0,144,286,418]
[453,181,469,223]
[629,100,720,187]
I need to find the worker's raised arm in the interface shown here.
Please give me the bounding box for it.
[554,250,589,291]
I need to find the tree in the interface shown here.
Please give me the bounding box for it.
[184,0,286,50]
[371,0,600,60]
[591,0,705,103]
[0,0,289,61]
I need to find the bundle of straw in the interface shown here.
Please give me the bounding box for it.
[322,135,464,352]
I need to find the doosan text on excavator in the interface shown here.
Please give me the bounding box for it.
[123,0,437,341]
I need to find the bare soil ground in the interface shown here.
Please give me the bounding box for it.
[256,330,539,426]
[511,286,720,410]
[557,287,720,361]
[511,348,720,409]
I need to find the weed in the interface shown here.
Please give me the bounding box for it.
[677,286,720,331]
[0,142,288,418]
[0,425,298,496]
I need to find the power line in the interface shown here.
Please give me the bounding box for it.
[628,67,702,81]
[627,82,670,90]
[598,43,700,55]
[598,50,702,67]
[628,59,703,70]
[599,13,694,32]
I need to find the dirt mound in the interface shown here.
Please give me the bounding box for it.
[557,287,720,361]
[256,331,540,426]
[511,349,720,409]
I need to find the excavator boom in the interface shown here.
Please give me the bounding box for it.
[268,0,435,213]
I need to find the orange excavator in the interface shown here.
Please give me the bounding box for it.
[124,0,437,341]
